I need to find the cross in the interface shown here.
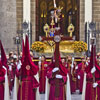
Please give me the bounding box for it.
[40,30,73,97]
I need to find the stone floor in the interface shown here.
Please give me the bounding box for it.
[11,90,82,100]
[40,94,82,100]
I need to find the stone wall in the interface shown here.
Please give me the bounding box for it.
[0,0,17,53]
[16,0,23,31]
[93,0,100,52]
[31,0,36,43]
[16,0,36,45]
[93,0,100,22]
[80,0,85,41]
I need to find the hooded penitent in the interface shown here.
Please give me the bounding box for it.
[0,60,6,76]
[48,50,68,76]
[17,35,39,100]
[0,40,8,69]
[85,45,96,73]
[86,44,100,73]
[0,60,7,100]
[21,35,39,76]
[21,40,25,63]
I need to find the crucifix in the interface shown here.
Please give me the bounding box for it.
[40,30,73,97]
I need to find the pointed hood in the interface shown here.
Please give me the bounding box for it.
[21,35,38,76]
[0,60,2,68]
[0,41,8,69]
[48,50,68,76]
[86,45,96,73]
[21,40,25,63]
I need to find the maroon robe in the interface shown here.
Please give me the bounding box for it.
[67,62,76,93]
[0,62,6,100]
[8,63,16,92]
[17,68,39,100]
[93,61,100,100]
[47,61,68,100]
[77,62,86,93]
[0,76,5,100]
[47,70,67,100]
[8,69,14,92]
[70,64,77,93]
[39,61,48,93]
[85,60,100,100]
[85,72,95,100]
[17,35,39,100]
[96,80,100,100]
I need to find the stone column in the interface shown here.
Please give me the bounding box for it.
[85,0,92,22]
[23,0,31,45]
[85,0,92,51]
[31,0,36,42]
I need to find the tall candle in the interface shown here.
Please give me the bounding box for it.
[53,0,56,8]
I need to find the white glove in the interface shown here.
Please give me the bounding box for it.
[93,83,98,88]
[3,66,7,70]
[17,64,21,70]
[91,67,96,74]
[65,64,67,67]
[38,61,41,66]
[56,74,62,79]
[72,57,74,61]
[9,65,12,71]
[52,67,59,73]
[71,64,74,68]
[86,62,88,66]
[53,59,55,62]
[39,56,41,60]
[78,75,80,80]
[19,60,22,65]
[75,66,78,70]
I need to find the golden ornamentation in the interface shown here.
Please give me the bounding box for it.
[72,41,87,53]
[43,23,50,37]
[43,41,74,53]
[31,41,87,54]
[31,41,46,53]
[68,23,74,37]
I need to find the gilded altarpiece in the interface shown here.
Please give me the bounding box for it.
[36,0,80,40]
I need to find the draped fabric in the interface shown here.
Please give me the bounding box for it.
[48,51,68,76]
[21,40,25,63]
[47,71,67,100]
[39,61,48,93]
[17,35,39,100]
[0,60,6,100]
[0,40,8,69]
[21,35,39,76]
[84,45,100,100]
[85,45,96,73]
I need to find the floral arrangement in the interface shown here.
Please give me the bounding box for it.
[72,41,87,52]
[31,41,46,53]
